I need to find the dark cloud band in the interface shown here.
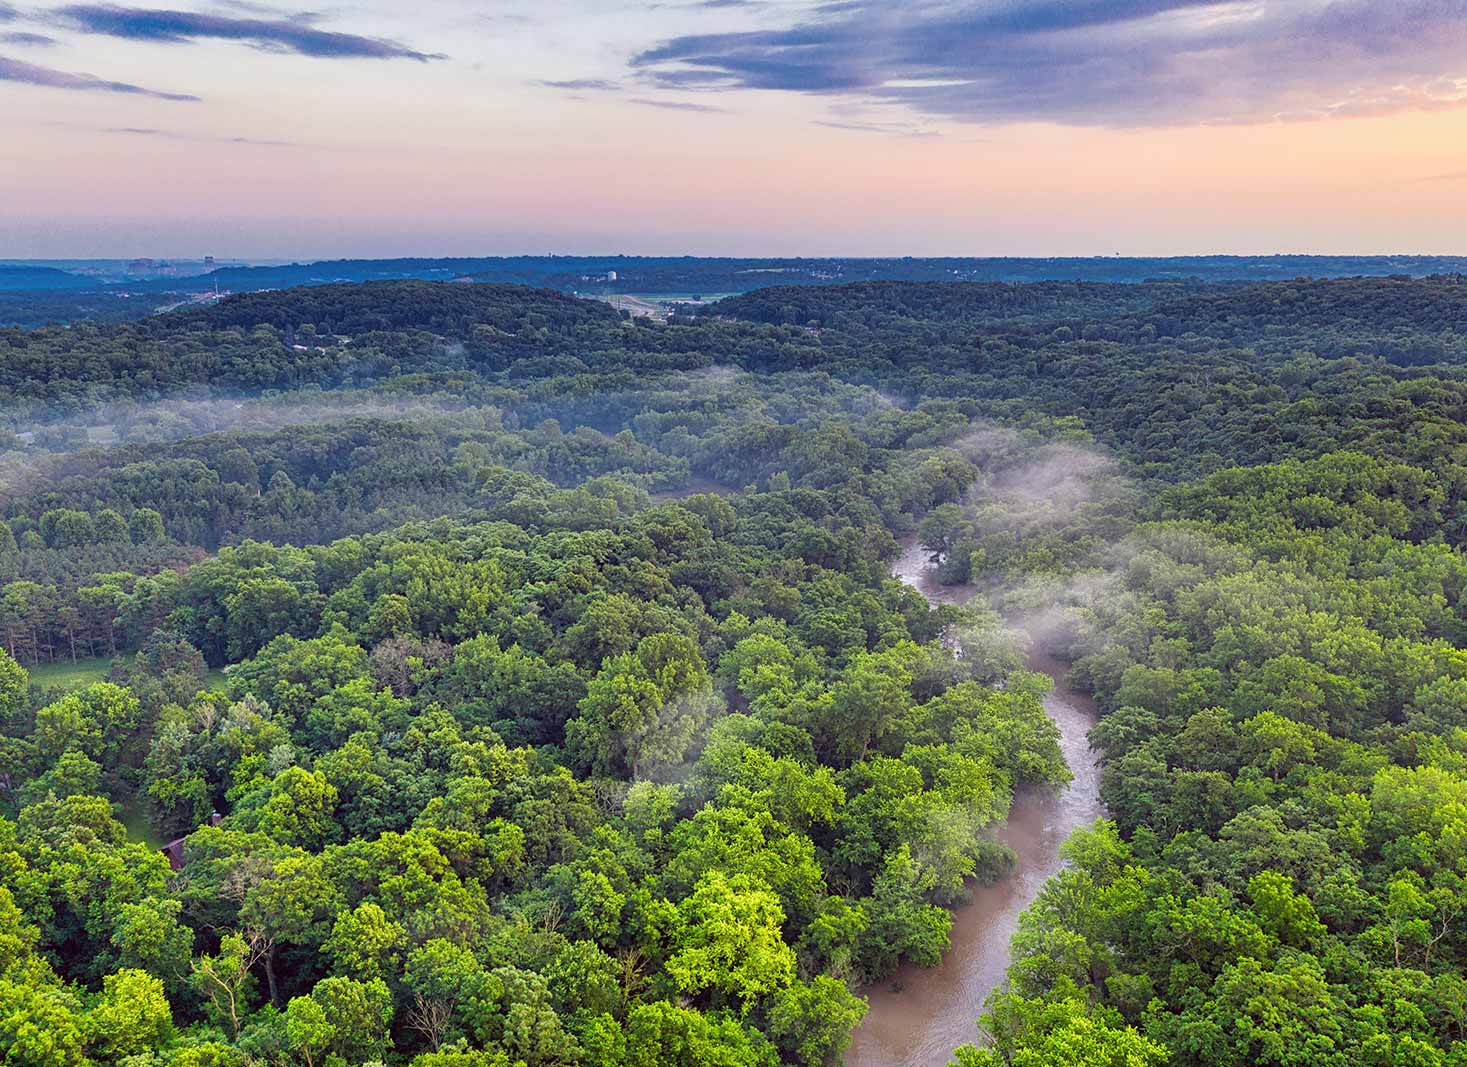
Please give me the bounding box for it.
[56,4,444,61]
[634,0,1467,127]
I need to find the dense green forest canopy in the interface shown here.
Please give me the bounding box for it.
[0,274,1464,1066]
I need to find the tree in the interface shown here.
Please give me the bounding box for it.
[765,975,867,1067]
[1151,954,1346,1067]
[431,634,585,745]
[284,994,335,1067]
[191,931,265,1037]
[33,683,141,766]
[568,633,716,780]
[323,902,407,983]
[666,871,796,1009]
[129,508,166,544]
[40,509,96,549]
[0,648,26,734]
[824,645,917,765]
[254,766,339,849]
[622,1000,780,1067]
[957,984,1166,1067]
[93,510,130,545]
[83,969,173,1060]
[110,897,194,994]
[857,844,951,978]
[239,854,341,1005]
[403,938,504,1051]
[305,976,393,1065]
[1247,871,1325,949]
[0,975,88,1067]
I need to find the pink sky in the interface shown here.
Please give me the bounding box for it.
[3,1,1466,258]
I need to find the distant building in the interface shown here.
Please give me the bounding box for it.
[204,256,216,270]
[606,270,618,282]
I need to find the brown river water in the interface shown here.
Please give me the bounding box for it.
[844,539,1105,1067]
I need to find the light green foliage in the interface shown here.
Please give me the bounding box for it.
[0,975,88,1067]
[955,983,1166,1067]
[33,683,141,764]
[323,902,408,983]
[305,976,393,1065]
[765,975,867,1067]
[0,649,26,730]
[253,767,340,848]
[111,897,194,991]
[666,871,796,1008]
[284,993,334,1067]
[84,968,174,1059]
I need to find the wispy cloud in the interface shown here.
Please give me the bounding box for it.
[634,0,1467,127]
[55,4,445,60]
[538,77,622,91]
[1,31,55,45]
[101,126,295,145]
[814,118,938,138]
[0,53,198,99]
[0,4,15,22]
[630,96,726,112]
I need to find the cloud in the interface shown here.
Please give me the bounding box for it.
[55,4,444,60]
[633,0,1467,127]
[629,96,726,112]
[0,54,198,99]
[102,126,294,145]
[1,32,55,45]
[814,118,938,137]
[538,77,622,91]
[0,3,15,21]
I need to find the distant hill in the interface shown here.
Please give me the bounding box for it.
[169,254,1467,299]
[167,279,616,335]
[0,266,96,291]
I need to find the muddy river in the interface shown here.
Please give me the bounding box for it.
[844,539,1105,1067]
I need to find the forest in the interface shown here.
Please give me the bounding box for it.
[0,274,1464,1066]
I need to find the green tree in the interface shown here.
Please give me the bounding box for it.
[83,968,173,1060]
[667,871,796,1009]
[129,508,166,544]
[568,633,716,780]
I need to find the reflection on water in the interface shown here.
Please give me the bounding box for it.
[844,540,1104,1067]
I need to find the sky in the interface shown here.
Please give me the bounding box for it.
[3,0,1467,258]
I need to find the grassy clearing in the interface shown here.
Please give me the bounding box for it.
[25,656,230,694]
[26,656,122,691]
[120,802,164,849]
